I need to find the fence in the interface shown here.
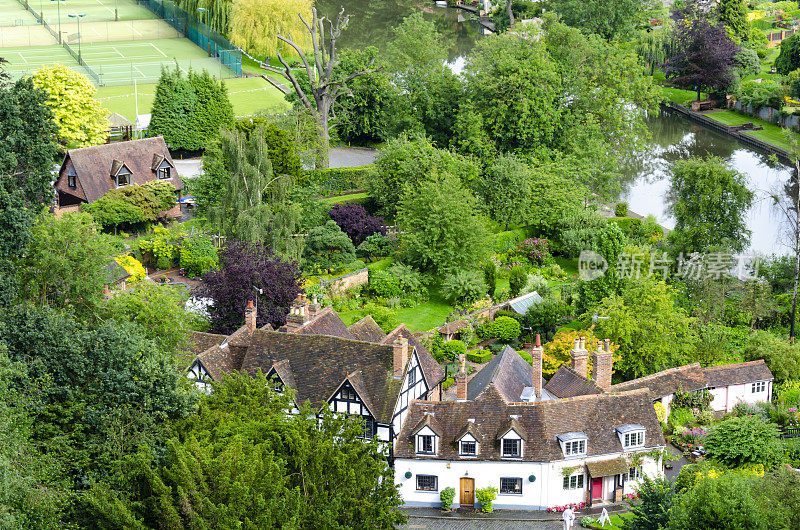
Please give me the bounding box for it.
[137,0,241,76]
[780,426,800,439]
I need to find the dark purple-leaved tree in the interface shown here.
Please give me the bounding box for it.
[663,13,738,101]
[201,240,303,334]
[329,202,386,246]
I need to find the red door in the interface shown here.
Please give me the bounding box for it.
[592,478,603,500]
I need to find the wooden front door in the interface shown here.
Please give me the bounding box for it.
[592,478,603,500]
[460,477,475,507]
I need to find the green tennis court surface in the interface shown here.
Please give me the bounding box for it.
[6,0,155,26]
[3,38,237,84]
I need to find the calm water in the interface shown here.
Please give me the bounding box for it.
[621,109,794,256]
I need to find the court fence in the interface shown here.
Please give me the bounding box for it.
[136,0,241,76]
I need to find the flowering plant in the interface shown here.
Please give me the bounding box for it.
[546,501,586,513]
[513,238,550,266]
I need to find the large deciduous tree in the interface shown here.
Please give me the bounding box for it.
[550,0,647,40]
[397,172,489,279]
[228,0,313,57]
[477,153,532,231]
[85,373,406,528]
[201,240,302,333]
[773,155,800,342]
[776,34,800,75]
[666,157,753,255]
[329,202,385,246]
[266,8,379,168]
[31,64,109,148]
[664,14,738,100]
[718,0,750,42]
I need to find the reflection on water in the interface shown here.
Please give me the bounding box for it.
[622,109,792,255]
[315,0,483,61]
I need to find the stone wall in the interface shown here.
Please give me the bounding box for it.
[320,267,369,293]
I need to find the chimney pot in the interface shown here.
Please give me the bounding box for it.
[579,336,586,350]
[535,333,541,348]
[604,338,610,352]
[393,337,410,379]
[245,299,257,331]
[531,336,544,399]
[571,336,589,379]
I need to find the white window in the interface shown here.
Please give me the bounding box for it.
[416,475,437,491]
[362,417,376,440]
[624,467,641,482]
[752,381,766,393]
[460,440,476,456]
[408,367,416,385]
[157,166,171,179]
[340,386,357,400]
[623,431,645,448]
[417,434,435,454]
[116,169,131,187]
[68,174,76,187]
[501,438,521,458]
[563,473,585,490]
[499,477,522,494]
[564,439,586,456]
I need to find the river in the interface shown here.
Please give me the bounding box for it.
[317,0,792,256]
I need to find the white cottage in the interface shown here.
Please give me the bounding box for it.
[394,342,666,510]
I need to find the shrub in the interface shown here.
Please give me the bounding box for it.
[513,238,549,266]
[441,269,487,304]
[442,376,455,390]
[440,487,456,511]
[438,340,467,364]
[484,261,497,299]
[329,202,386,246]
[776,379,800,407]
[114,255,147,282]
[523,298,570,342]
[369,269,403,299]
[302,220,358,273]
[179,233,219,277]
[622,476,675,530]
[704,415,784,469]
[580,516,596,528]
[475,486,497,513]
[517,349,533,364]
[654,402,667,423]
[775,33,800,75]
[615,202,629,217]
[509,266,527,297]
[301,165,372,193]
[356,233,392,262]
[350,302,399,333]
[737,79,787,109]
[466,349,492,363]
[477,316,521,342]
[672,386,713,411]
[524,273,550,298]
[735,46,761,78]
[669,407,695,429]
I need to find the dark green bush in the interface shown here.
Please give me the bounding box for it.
[477,316,521,342]
[509,266,527,298]
[301,166,372,194]
[614,202,629,217]
[438,340,467,363]
[466,349,492,363]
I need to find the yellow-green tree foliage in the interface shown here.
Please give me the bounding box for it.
[30,64,109,148]
[542,329,620,377]
[228,0,313,58]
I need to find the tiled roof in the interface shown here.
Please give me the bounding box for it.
[395,388,665,461]
[383,325,445,389]
[468,346,534,402]
[292,306,352,339]
[586,457,630,478]
[241,329,403,423]
[187,331,227,357]
[348,315,386,342]
[703,360,773,387]
[545,364,604,398]
[439,319,470,335]
[55,137,182,203]
[611,363,707,397]
[197,343,239,382]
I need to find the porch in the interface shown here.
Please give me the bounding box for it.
[585,458,629,507]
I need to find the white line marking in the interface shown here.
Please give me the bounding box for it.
[17,52,27,64]
[89,26,102,38]
[132,65,145,78]
[111,46,124,57]
[126,22,142,37]
[150,42,166,57]
[96,0,115,16]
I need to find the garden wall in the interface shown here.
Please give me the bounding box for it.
[734,101,800,131]
[319,267,369,293]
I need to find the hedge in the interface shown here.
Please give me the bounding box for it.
[466,349,492,363]
[517,350,533,364]
[442,376,455,390]
[301,165,373,194]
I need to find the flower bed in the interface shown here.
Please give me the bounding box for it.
[547,501,587,513]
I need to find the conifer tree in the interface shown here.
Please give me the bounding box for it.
[189,69,233,147]
[148,66,199,150]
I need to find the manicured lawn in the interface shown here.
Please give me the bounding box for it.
[661,86,705,106]
[554,256,579,277]
[395,290,454,333]
[323,192,369,205]
[702,110,799,151]
[588,512,632,529]
[96,77,289,122]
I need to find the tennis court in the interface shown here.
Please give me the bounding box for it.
[3,37,236,84]
[7,0,155,26]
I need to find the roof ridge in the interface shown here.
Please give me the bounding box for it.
[614,363,702,387]
[703,359,765,371]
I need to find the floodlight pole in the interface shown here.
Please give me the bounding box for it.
[115,0,118,21]
[197,7,207,26]
[68,13,86,61]
[50,0,65,44]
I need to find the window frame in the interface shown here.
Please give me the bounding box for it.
[624,466,641,482]
[116,170,131,187]
[562,473,585,490]
[751,381,766,393]
[67,174,76,188]
[157,166,171,180]
[417,434,435,455]
[499,477,523,495]
[623,431,645,449]
[501,438,521,459]
[408,366,417,385]
[416,474,438,492]
[564,439,586,456]
[460,440,477,457]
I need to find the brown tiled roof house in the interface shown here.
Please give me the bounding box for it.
[54,137,182,217]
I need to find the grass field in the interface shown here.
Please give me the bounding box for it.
[661,86,707,106]
[96,76,288,120]
[702,110,799,151]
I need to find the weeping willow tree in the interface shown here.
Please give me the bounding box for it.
[228,0,313,58]
[179,0,229,35]
[208,129,303,259]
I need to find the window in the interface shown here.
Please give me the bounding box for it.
[562,474,585,490]
[623,431,645,448]
[752,381,766,393]
[418,434,434,454]
[408,367,416,385]
[362,417,376,440]
[460,440,476,456]
[564,439,586,456]
[416,474,437,491]
[624,467,641,482]
[117,170,130,187]
[499,477,522,494]
[157,167,170,179]
[502,438,521,458]
[268,374,284,392]
[341,386,357,400]
[68,174,76,188]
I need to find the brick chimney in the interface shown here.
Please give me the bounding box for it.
[456,353,468,402]
[245,300,257,331]
[531,334,543,398]
[284,294,309,333]
[592,338,613,391]
[307,295,321,318]
[393,337,409,379]
[571,336,589,378]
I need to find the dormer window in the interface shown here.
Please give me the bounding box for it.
[502,438,521,458]
[67,166,77,188]
[117,168,130,187]
[414,425,438,455]
[557,432,588,458]
[157,166,170,179]
[461,440,476,456]
[617,424,646,449]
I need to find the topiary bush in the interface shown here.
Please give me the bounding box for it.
[466,349,492,363]
[477,316,521,342]
[440,487,456,511]
[438,340,467,364]
[476,486,498,513]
